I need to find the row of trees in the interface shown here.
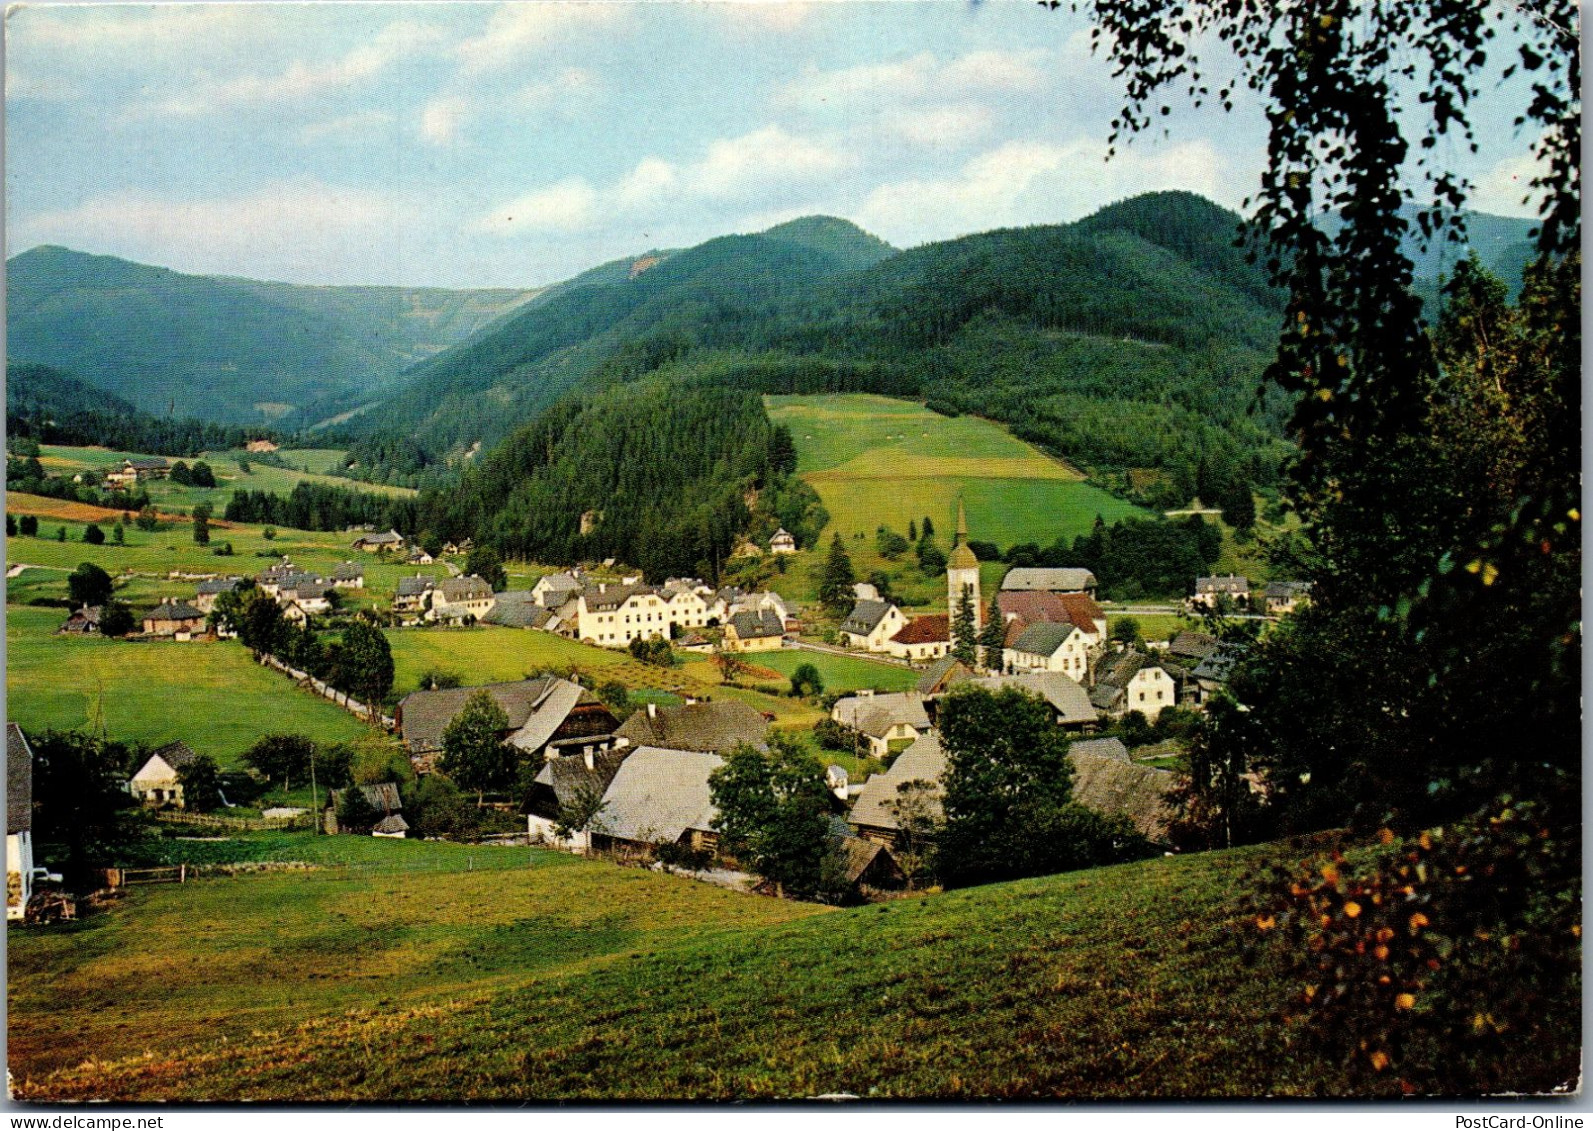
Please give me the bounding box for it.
[223,481,419,535]
[213,586,394,707]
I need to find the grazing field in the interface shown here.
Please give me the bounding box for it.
[35,444,414,512]
[6,835,1455,1101]
[8,834,828,1092]
[749,647,920,694]
[5,604,373,765]
[766,394,1147,551]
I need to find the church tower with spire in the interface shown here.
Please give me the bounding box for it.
[947,496,982,653]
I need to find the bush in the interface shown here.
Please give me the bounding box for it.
[813,716,859,752]
[83,524,105,545]
[18,515,38,537]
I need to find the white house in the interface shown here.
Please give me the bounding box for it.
[1090,651,1178,722]
[886,614,951,663]
[838,599,906,652]
[7,725,34,921]
[830,691,932,758]
[769,528,797,554]
[128,741,201,808]
[1003,621,1092,682]
[1191,574,1252,611]
[578,584,674,647]
[430,575,496,622]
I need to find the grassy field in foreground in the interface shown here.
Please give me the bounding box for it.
[766,394,1147,551]
[7,834,827,1090]
[5,604,374,766]
[7,835,1471,1101]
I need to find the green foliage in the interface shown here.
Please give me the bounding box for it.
[553,782,610,842]
[29,730,142,886]
[333,620,394,707]
[402,774,479,840]
[627,635,675,668]
[950,584,978,667]
[595,680,631,717]
[875,527,909,559]
[67,562,113,608]
[134,506,157,532]
[191,510,209,546]
[97,600,135,638]
[708,736,835,899]
[788,662,824,699]
[915,537,946,577]
[18,514,38,537]
[224,482,417,536]
[1251,794,1579,1093]
[176,754,224,814]
[55,527,66,542]
[816,532,855,615]
[82,524,104,546]
[6,514,16,536]
[242,734,317,792]
[812,717,860,754]
[938,687,1152,887]
[112,522,124,545]
[439,689,515,802]
[464,544,507,591]
[978,595,1006,672]
[415,668,463,692]
[336,785,380,833]
[1111,616,1141,645]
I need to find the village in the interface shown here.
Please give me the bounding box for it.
[8,478,1315,916]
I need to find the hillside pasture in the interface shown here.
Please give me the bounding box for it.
[5,604,373,766]
[12,835,1541,1101]
[767,394,1146,551]
[8,835,827,1091]
[748,647,920,694]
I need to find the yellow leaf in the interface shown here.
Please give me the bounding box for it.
[1378,827,1395,845]
[1319,14,1335,27]
[1255,915,1276,931]
[1369,1050,1390,1071]
[1322,862,1340,885]
[1374,945,1390,961]
[1395,993,1416,1010]
[1344,901,1362,919]
[1410,912,1430,931]
[1481,562,1499,586]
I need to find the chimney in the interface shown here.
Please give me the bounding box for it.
[647,702,658,719]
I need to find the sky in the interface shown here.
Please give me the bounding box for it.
[4,1,1550,289]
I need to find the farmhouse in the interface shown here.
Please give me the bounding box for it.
[848,730,945,846]
[331,562,365,589]
[838,599,906,652]
[524,746,632,852]
[589,746,724,855]
[1091,650,1178,722]
[7,725,34,921]
[430,575,495,622]
[142,601,206,638]
[1068,749,1176,844]
[1191,574,1251,610]
[1264,580,1313,614]
[395,677,619,769]
[1191,643,1246,706]
[998,590,1108,648]
[723,608,784,652]
[578,583,674,647]
[482,590,556,629]
[276,574,334,613]
[916,655,973,696]
[393,575,436,614]
[323,782,404,835]
[1000,566,1098,595]
[615,700,769,755]
[58,606,102,634]
[829,834,906,896]
[887,614,951,663]
[105,457,171,489]
[128,741,200,808]
[531,571,584,608]
[769,528,798,554]
[256,563,297,596]
[193,577,243,613]
[351,530,406,553]
[830,691,931,758]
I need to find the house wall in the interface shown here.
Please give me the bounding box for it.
[1004,634,1088,679]
[527,814,590,854]
[7,830,33,921]
[1127,668,1176,722]
[888,638,949,662]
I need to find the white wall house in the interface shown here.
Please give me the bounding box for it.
[1003,622,1091,681]
[578,584,675,647]
[839,600,906,652]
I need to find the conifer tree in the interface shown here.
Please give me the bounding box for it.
[951,586,978,667]
[978,595,1005,673]
[817,532,855,615]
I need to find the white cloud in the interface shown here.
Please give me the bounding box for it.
[477,178,600,234]
[14,181,419,282]
[454,3,627,75]
[145,20,442,117]
[421,97,473,145]
[615,158,680,209]
[880,104,994,150]
[856,137,1234,245]
[299,110,396,144]
[688,125,849,198]
[939,49,1049,93]
[515,67,600,111]
[780,47,1051,110]
[715,2,817,35]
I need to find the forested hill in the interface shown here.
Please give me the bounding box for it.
[339,193,1292,507]
[337,217,899,478]
[4,245,538,428]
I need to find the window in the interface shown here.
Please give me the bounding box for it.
[1138,691,1145,702]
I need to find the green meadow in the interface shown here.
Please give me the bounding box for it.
[747,647,920,694]
[4,605,373,765]
[36,445,414,512]
[5,834,1478,1101]
[766,394,1147,550]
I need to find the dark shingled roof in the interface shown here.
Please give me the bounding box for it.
[1069,752,1176,842]
[831,693,931,738]
[124,457,170,471]
[328,782,403,813]
[614,700,769,754]
[371,814,410,835]
[1010,621,1077,657]
[583,583,655,612]
[916,656,972,696]
[848,731,945,833]
[1000,567,1096,592]
[196,577,243,595]
[7,724,33,834]
[729,609,783,640]
[438,575,493,602]
[840,599,893,635]
[483,591,552,628]
[147,601,204,621]
[395,576,436,597]
[397,677,592,755]
[1167,631,1219,662]
[946,672,1096,726]
[146,741,200,773]
[1069,737,1130,763]
[332,562,364,581]
[528,748,632,819]
[1192,643,1246,682]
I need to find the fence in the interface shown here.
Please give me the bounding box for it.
[259,653,397,730]
[152,810,313,832]
[119,865,188,886]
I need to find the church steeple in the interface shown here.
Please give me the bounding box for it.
[947,494,982,656]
